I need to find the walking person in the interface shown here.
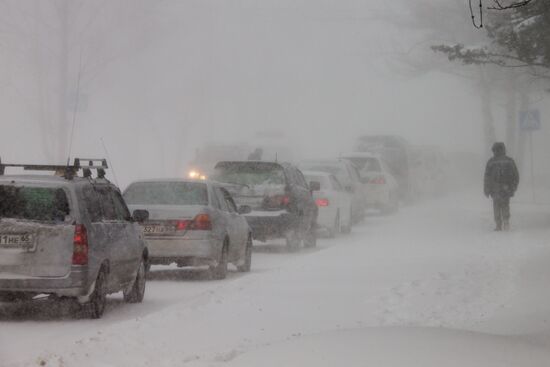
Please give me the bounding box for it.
[484,142,520,231]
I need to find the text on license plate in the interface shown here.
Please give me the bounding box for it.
[142,225,174,234]
[0,234,34,248]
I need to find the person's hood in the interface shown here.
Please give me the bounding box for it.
[492,142,506,157]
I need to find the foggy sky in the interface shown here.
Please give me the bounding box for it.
[0,0,548,188]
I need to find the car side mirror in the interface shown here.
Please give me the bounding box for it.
[309,181,321,192]
[133,209,149,223]
[238,205,252,215]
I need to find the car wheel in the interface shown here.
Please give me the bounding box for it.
[123,259,146,303]
[88,268,107,319]
[285,229,301,252]
[237,235,253,272]
[211,240,229,280]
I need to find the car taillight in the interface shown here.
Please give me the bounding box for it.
[281,195,290,206]
[315,198,329,207]
[370,176,386,185]
[191,214,212,230]
[72,224,88,265]
[175,220,191,231]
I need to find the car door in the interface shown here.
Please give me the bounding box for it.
[345,162,367,216]
[219,187,246,261]
[292,168,316,233]
[213,186,232,249]
[330,175,352,227]
[110,188,142,284]
[95,186,132,291]
[327,174,343,215]
[81,186,112,284]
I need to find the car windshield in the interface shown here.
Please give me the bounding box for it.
[212,163,285,187]
[124,182,208,206]
[0,186,69,222]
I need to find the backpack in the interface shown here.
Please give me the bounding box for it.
[492,159,514,185]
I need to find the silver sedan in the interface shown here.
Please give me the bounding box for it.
[124,179,252,279]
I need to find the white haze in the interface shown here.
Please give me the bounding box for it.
[0,0,548,189]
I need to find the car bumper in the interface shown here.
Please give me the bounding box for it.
[245,211,297,241]
[144,236,221,265]
[0,266,89,297]
[316,207,338,231]
[365,186,391,207]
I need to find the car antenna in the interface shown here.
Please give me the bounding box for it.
[100,137,120,186]
[66,48,84,167]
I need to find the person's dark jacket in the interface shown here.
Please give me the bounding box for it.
[484,142,519,198]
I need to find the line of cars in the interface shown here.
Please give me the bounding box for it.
[0,150,401,319]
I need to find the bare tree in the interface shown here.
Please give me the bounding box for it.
[0,0,160,162]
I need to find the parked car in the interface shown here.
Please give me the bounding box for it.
[302,171,352,237]
[341,152,399,214]
[211,161,318,251]
[354,135,414,202]
[0,159,148,319]
[298,159,366,224]
[124,179,252,279]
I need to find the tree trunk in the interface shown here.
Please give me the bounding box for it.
[479,74,496,153]
[504,76,517,157]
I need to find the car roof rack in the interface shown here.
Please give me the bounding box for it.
[0,157,108,180]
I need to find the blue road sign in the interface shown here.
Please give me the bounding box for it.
[519,109,541,131]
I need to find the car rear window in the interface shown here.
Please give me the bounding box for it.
[0,186,70,222]
[212,163,285,187]
[123,182,208,206]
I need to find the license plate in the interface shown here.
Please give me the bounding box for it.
[142,225,174,234]
[0,234,34,249]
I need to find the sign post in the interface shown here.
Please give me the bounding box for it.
[519,109,541,202]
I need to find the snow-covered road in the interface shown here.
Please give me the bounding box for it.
[2,192,550,367]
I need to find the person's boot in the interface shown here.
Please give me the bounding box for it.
[503,220,510,231]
